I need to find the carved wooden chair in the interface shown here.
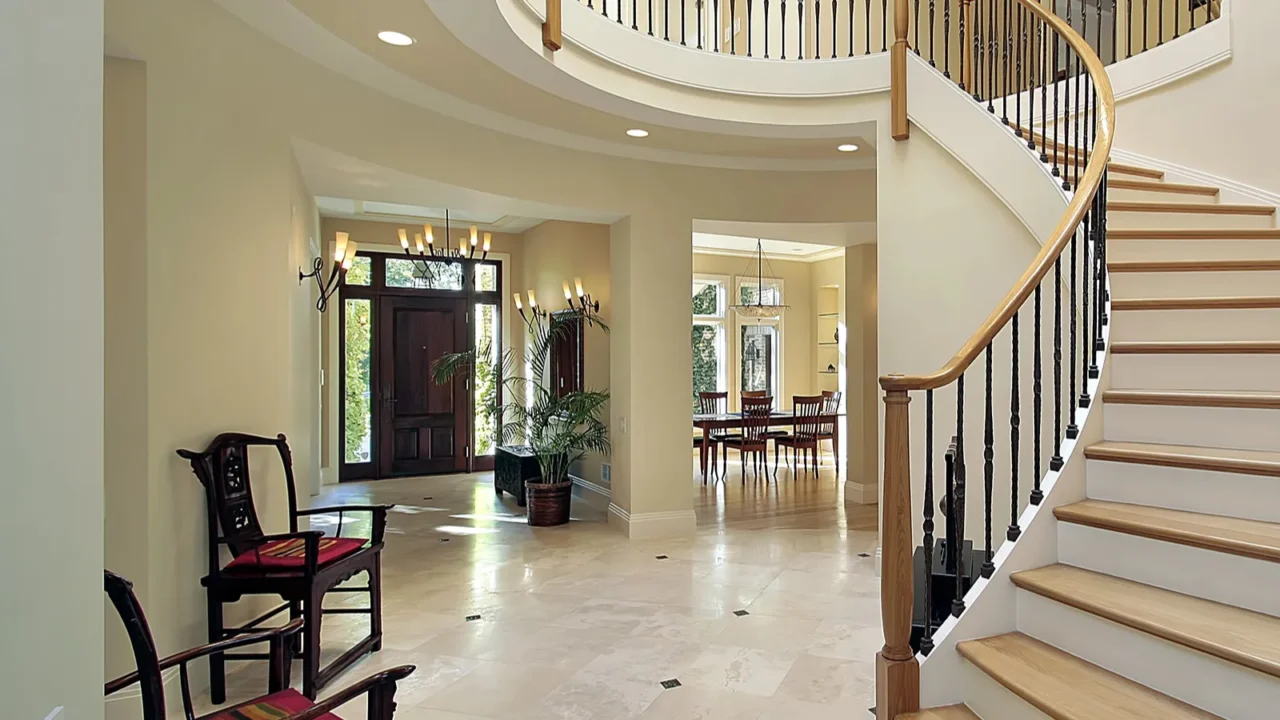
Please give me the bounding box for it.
[178,432,393,702]
[105,570,414,720]
[817,390,843,474]
[721,396,774,480]
[774,395,825,476]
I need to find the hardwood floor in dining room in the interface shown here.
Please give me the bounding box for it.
[692,453,879,533]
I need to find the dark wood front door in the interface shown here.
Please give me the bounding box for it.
[378,297,468,476]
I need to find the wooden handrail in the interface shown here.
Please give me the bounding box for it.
[879,1,1115,393]
[875,2,1116,718]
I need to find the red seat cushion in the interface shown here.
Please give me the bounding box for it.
[209,689,341,720]
[225,537,365,570]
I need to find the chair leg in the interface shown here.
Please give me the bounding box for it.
[773,442,779,478]
[207,590,226,705]
[369,557,383,652]
[302,590,322,700]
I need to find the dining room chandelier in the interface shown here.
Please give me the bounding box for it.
[396,209,491,265]
[729,239,789,320]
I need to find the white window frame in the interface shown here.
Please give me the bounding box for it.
[692,274,730,406]
[733,275,785,408]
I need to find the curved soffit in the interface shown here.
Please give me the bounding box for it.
[214,0,880,170]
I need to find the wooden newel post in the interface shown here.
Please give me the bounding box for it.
[543,0,563,51]
[890,0,910,140]
[877,385,920,717]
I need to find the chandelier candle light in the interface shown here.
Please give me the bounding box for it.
[397,209,491,266]
[300,231,358,313]
[730,240,789,320]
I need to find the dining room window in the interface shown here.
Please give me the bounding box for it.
[692,275,728,411]
[735,277,783,401]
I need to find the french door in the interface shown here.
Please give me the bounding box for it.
[378,297,468,476]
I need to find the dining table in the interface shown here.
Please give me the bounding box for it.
[693,411,842,480]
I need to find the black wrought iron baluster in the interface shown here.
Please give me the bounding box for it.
[619,0,624,23]
[988,0,997,113]
[589,0,594,10]
[782,0,787,57]
[765,0,771,56]
[930,0,937,67]
[1097,0,1104,66]
[1191,0,1198,31]
[1050,256,1064,471]
[1037,18,1046,156]
[1063,3,1072,189]
[698,0,705,48]
[981,342,995,579]
[665,0,671,40]
[713,0,719,48]
[922,389,936,656]
[849,0,855,56]
[1051,0,1060,178]
[815,0,821,58]
[682,0,687,44]
[1066,226,1080,441]
[799,0,805,57]
[1031,283,1043,504]
[865,0,871,54]
[1016,3,1024,134]
[730,0,737,53]
[1112,0,1119,64]
[634,0,640,30]
[972,0,981,100]
[1004,0,1012,125]
[747,0,754,55]
[1080,211,1092,411]
[833,0,839,58]
[952,375,967,617]
[958,0,966,89]
[1125,0,1132,58]
[883,0,889,52]
[1173,0,1179,39]
[1142,0,1149,52]
[1158,0,1164,46]
[1074,24,1084,188]
[915,0,921,55]
[1009,311,1021,541]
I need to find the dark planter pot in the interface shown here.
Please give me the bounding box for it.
[526,479,572,527]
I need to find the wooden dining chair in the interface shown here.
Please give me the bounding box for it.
[697,391,732,480]
[721,396,774,481]
[774,395,825,476]
[817,390,843,474]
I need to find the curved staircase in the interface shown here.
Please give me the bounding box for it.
[908,160,1280,718]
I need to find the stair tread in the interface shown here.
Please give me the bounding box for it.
[1109,178,1221,196]
[1112,341,1280,354]
[1085,441,1280,478]
[1109,162,1166,179]
[899,705,980,720]
[1103,389,1280,409]
[1108,201,1276,215]
[957,631,1219,720]
[1108,259,1280,272]
[1109,228,1280,239]
[1054,499,1280,563]
[1112,296,1280,310]
[1012,564,1280,681]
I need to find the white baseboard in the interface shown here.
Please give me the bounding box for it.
[1110,147,1280,207]
[607,503,697,540]
[572,475,611,511]
[845,479,879,505]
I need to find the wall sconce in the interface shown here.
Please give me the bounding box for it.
[514,289,548,327]
[300,231,357,312]
[566,277,600,313]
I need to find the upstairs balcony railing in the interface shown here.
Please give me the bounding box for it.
[569,0,1220,64]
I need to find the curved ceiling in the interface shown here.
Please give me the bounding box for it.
[214,0,879,170]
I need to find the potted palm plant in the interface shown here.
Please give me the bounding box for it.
[432,306,609,526]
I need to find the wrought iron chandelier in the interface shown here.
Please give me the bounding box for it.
[730,239,789,320]
[397,209,491,266]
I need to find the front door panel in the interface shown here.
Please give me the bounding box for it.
[379,297,468,476]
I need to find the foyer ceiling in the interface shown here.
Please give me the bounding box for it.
[217,0,877,170]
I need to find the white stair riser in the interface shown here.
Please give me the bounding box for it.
[1110,307,1280,343]
[1017,590,1280,720]
[1109,271,1280,298]
[1110,353,1280,392]
[1057,522,1280,616]
[1108,239,1280,262]
[1086,459,1280,524]
[1109,188,1219,204]
[1104,402,1280,452]
[960,661,1055,720]
[1108,211,1276,230]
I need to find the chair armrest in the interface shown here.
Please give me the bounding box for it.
[273,666,416,720]
[295,504,394,545]
[106,619,304,696]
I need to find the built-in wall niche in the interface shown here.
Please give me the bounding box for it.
[816,284,842,393]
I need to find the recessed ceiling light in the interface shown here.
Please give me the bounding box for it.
[377,31,415,46]
[837,143,860,153]
[626,128,650,138]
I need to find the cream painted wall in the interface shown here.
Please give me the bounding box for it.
[843,245,879,500]
[2,1,104,716]
[290,158,322,499]
[1114,2,1278,195]
[521,220,613,488]
[692,252,814,410]
[105,57,151,684]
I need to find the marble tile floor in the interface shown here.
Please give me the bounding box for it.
[192,464,882,720]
